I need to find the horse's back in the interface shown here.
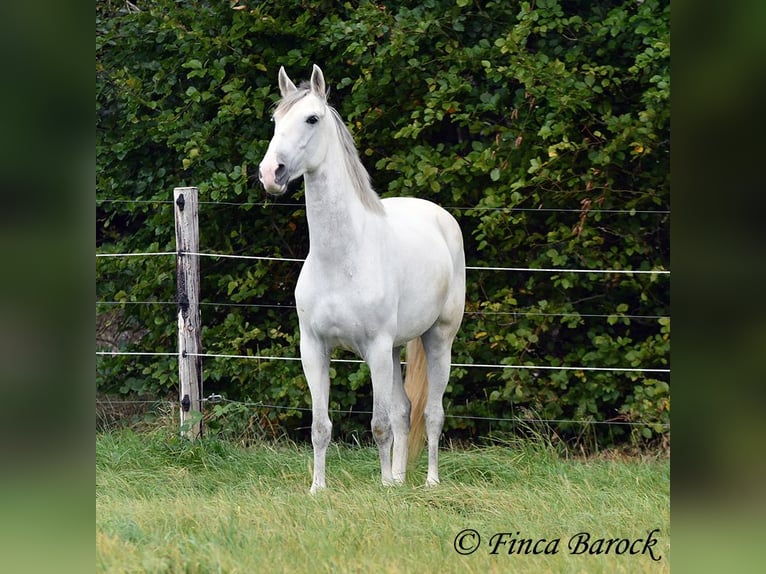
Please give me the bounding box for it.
[381,197,464,263]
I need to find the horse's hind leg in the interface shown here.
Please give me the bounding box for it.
[390,346,410,483]
[421,326,458,487]
[301,333,331,494]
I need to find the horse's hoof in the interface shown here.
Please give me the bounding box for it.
[310,483,327,495]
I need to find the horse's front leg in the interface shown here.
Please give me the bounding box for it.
[367,342,398,486]
[300,332,331,494]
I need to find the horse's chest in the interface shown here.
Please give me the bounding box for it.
[295,265,390,341]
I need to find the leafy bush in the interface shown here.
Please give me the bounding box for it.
[97,0,669,448]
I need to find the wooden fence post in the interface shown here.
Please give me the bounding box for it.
[174,186,202,439]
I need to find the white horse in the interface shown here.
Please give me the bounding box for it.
[259,65,465,493]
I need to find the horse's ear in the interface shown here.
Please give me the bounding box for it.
[278,66,298,97]
[310,64,326,99]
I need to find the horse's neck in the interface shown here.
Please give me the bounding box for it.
[303,183,370,261]
[303,156,375,262]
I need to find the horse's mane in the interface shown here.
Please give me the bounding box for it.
[275,84,384,215]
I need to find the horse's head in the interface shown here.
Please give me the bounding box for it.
[259,65,330,195]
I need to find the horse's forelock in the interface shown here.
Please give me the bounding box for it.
[274,86,310,116]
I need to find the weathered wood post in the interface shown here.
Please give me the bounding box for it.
[174,186,202,439]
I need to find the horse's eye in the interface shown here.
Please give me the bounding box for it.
[306,115,319,125]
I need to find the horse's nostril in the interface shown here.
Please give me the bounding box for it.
[275,164,288,185]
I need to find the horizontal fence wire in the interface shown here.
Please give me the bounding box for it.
[96,197,670,215]
[464,265,667,274]
[94,300,669,321]
[96,350,669,374]
[95,251,177,258]
[95,250,670,275]
[95,396,670,428]
[97,351,178,357]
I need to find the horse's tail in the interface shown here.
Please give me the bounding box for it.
[404,337,428,467]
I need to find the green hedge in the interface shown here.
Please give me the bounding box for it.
[97,0,669,447]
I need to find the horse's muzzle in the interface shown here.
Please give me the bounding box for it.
[258,161,290,195]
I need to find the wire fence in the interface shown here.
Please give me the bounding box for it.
[95,248,669,373]
[96,197,670,433]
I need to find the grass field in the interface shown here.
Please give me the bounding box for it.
[96,428,669,573]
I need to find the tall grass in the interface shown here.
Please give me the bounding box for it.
[97,427,669,573]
